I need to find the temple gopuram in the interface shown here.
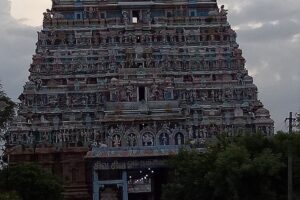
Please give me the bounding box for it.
[6,0,274,199]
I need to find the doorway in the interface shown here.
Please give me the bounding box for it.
[132,10,140,23]
[139,86,146,102]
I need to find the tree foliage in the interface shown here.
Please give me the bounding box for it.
[0,83,15,167]
[163,133,300,200]
[0,191,21,200]
[0,83,15,129]
[0,164,64,200]
[297,113,300,129]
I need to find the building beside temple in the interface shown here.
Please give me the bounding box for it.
[5,0,274,199]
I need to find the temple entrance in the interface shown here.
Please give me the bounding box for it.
[90,149,172,200]
[100,187,121,200]
[127,169,152,199]
[127,168,168,200]
[92,168,168,200]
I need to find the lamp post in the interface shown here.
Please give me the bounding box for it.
[285,112,296,200]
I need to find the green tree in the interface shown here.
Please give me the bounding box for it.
[0,164,64,200]
[0,191,21,200]
[0,82,15,167]
[297,113,300,130]
[0,83,15,129]
[162,133,300,200]
[208,145,284,200]
[162,149,215,200]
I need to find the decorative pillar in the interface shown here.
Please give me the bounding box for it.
[93,167,99,200]
[122,171,128,200]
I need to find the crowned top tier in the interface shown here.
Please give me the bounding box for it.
[46,0,223,28]
[52,0,217,6]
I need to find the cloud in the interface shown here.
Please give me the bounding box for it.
[220,0,300,25]
[0,0,299,133]
[10,0,51,26]
[0,0,38,100]
[220,0,300,131]
[291,33,300,43]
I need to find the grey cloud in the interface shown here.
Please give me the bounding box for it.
[221,0,300,25]
[0,0,10,16]
[237,20,300,43]
[0,0,37,100]
[220,0,300,131]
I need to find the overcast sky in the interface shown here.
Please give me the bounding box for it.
[0,0,299,132]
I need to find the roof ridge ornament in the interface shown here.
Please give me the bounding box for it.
[52,0,60,5]
[208,4,228,16]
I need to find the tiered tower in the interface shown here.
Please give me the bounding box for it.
[7,0,274,199]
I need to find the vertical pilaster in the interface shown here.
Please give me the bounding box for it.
[122,171,128,200]
[93,167,99,200]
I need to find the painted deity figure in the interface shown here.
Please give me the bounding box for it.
[108,126,114,136]
[160,133,169,146]
[119,88,127,102]
[74,79,80,91]
[112,135,121,147]
[126,85,134,101]
[224,88,233,99]
[143,133,154,146]
[203,127,208,138]
[236,71,244,85]
[127,133,137,147]
[122,11,129,25]
[28,133,33,144]
[145,54,152,68]
[150,83,161,100]
[85,114,92,125]
[188,126,194,139]
[175,133,184,145]
[145,9,151,23]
